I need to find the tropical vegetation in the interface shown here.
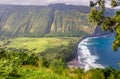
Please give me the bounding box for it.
[89,0,120,51]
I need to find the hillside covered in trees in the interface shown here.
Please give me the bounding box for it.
[0,4,115,37]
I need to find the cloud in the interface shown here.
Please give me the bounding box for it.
[45,0,90,5]
[0,0,90,5]
[0,0,116,8]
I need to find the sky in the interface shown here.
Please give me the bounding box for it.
[0,0,119,8]
[0,0,90,5]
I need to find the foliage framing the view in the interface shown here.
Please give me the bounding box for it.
[1,46,120,78]
[89,0,120,51]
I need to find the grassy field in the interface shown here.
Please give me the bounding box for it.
[0,37,80,53]
[0,37,82,79]
[0,37,120,79]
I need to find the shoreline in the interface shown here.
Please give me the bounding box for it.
[67,36,87,68]
[67,33,115,69]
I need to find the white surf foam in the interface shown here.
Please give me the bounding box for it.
[77,38,104,71]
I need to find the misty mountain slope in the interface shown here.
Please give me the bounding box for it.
[0,5,54,37]
[0,4,115,37]
[50,9,94,33]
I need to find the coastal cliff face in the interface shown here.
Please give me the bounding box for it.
[0,4,115,37]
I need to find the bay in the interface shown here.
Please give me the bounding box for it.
[78,35,120,71]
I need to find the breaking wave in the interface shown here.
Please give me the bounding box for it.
[77,37,104,71]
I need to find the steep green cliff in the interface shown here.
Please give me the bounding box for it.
[0,4,114,37]
[0,5,54,37]
[50,10,94,33]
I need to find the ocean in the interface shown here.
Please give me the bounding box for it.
[77,35,120,71]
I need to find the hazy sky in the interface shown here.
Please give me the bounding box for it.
[0,0,90,5]
[0,0,118,8]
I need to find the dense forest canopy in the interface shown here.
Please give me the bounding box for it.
[89,0,120,51]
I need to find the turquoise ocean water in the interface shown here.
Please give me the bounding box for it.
[77,35,120,71]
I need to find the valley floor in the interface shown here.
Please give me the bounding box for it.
[0,36,120,79]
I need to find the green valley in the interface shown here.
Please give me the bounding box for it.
[0,37,120,79]
[0,37,79,53]
[0,3,119,79]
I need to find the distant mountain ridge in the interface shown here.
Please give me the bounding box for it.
[0,4,115,37]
